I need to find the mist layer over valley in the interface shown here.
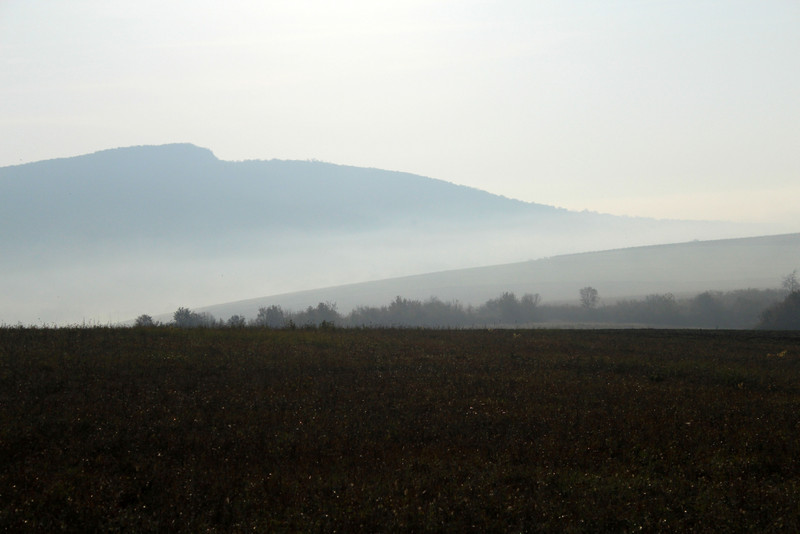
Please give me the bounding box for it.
[0,144,787,325]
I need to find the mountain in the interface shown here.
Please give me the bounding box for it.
[190,233,800,322]
[0,143,776,325]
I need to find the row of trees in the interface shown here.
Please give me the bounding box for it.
[135,274,798,329]
[541,288,784,329]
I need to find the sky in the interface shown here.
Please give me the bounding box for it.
[1,0,799,228]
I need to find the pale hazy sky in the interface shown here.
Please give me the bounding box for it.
[2,1,798,227]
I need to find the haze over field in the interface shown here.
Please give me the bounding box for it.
[3,144,786,325]
[1,2,798,325]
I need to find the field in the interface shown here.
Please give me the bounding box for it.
[2,327,800,532]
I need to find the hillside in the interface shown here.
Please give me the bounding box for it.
[0,144,775,325]
[193,233,800,323]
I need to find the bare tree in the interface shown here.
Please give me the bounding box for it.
[782,270,799,294]
[579,286,599,309]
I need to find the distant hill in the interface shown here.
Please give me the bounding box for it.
[192,233,800,323]
[0,143,779,325]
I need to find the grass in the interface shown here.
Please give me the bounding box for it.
[1,327,799,532]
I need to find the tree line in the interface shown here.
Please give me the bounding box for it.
[134,273,799,329]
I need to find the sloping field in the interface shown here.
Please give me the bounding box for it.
[195,232,800,320]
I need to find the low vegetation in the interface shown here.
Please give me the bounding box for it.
[2,327,800,531]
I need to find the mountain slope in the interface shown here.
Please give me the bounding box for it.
[1,143,550,244]
[193,233,800,322]
[0,144,774,325]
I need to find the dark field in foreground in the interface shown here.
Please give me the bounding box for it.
[1,328,799,532]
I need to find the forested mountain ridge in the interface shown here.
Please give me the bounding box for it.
[1,143,554,243]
